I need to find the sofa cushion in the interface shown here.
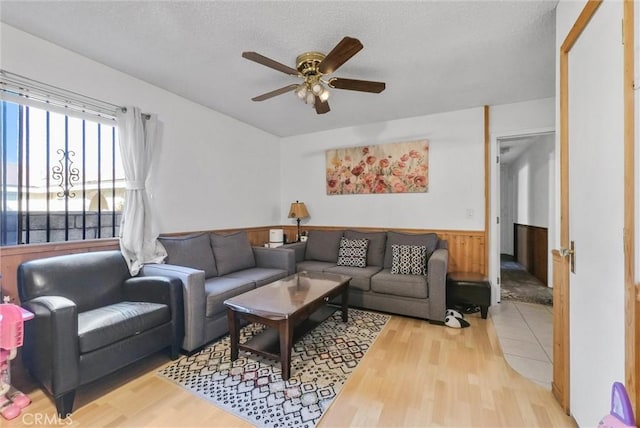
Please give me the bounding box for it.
[210,231,256,276]
[390,244,427,275]
[159,233,217,278]
[325,265,382,291]
[371,269,428,299]
[226,267,289,288]
[336,237,369,268]
[344,230,387,267]
[204,276,255,318]
[305,230,343,263]
[296,260,337,273]
[383,231,438,269]
[78,301,170,353]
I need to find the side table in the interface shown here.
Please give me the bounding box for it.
[446,272,491,319]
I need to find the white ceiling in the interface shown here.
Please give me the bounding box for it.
[0,1,557,137]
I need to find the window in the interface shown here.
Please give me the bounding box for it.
[0,100,124,245]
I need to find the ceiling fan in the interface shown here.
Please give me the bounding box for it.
[242,36,386,115]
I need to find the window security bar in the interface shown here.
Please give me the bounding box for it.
[1,102,123,246]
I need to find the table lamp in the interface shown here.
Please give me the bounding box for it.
[288,201,309,242]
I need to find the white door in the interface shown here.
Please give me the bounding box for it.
[567,1,625,425]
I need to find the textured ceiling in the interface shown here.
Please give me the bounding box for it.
[0,1,557,137]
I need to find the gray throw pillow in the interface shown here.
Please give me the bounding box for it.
[337,237,369,268]
[344,230,387,267]
[210,231,256,276]
[158,233,217,278]
[390,244,427,275]
[305,230,344,262]
[384,231,438,269]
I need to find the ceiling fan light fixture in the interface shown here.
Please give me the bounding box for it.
[295,84,307,99]
[243,37,384,115]
[311,81,324,95]
[305,91,315,105]
[319,88,330,102]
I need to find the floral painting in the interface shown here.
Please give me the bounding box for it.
[326,139,429,195]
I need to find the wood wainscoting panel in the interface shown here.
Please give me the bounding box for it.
[282,226,486,275]
[1,226,486,304]
[0,239,119,303]
[513,223,548,285]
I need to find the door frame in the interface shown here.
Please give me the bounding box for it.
[556,0,636,415]
[489,127,555,305]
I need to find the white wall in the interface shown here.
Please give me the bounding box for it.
[508,135,554,228]
[0,23,281,233]
[491,98,556,135]
[500,135,555,281]
[488,98,555,301]
[279,108,485,230]
[500,164,514,254]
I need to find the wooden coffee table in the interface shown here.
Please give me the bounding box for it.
[224,271,351,380]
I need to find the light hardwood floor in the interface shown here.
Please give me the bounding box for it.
[8,314,575,427]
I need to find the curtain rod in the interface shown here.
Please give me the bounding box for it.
[0,70,150,120]
[120,107,151,120]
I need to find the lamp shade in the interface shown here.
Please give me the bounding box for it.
[288,201,310,219]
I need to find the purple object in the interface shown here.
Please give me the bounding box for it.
[599,382,636,427]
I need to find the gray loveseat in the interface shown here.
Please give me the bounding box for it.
[283,229,448,324]
[141,231,295,353]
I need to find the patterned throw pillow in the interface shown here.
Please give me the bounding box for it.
[390,244,427,275]
[336,237,369,268]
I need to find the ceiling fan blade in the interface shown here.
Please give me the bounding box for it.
[314,97,330,114]
[242,51,299,76]
[318,37,363,75]
[251,84,299,101]
[328,77,386,93]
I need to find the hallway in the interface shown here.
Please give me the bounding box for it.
[500,254,552,305]
[492,301,553,389]
[493,254,553,388]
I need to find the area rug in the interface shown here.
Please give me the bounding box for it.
[158,308,390,428]
[501,254,553,306]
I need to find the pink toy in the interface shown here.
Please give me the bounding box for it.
[0,303,34,420]
[598,382,636,428]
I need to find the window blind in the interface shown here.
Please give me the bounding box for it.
[0,69,121,125]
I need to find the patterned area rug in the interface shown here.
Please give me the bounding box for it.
[501,255,553,306]
[158,308,390,428]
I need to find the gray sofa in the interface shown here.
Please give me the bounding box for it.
[283,229,448,324]
[141,231,295,353]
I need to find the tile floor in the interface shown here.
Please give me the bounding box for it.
[490,300,553,389]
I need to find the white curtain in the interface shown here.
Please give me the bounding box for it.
[116,106,166,275]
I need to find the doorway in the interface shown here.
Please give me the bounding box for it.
[489,130,556,388]
[489,129,556,306]
[498,133,555,305]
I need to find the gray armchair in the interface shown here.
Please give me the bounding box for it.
[17,250,184,417]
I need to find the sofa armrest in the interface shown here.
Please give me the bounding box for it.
[123,276,185,347]
[282,242,306,263]
[252,246,296,275]
[140,264,205,352]
[427,248,448,324]
[124,276,177,305]
[21,296,79,396]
